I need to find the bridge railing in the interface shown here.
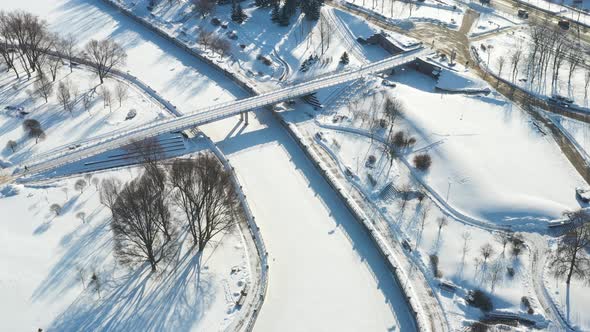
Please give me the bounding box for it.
[21,50,423,177]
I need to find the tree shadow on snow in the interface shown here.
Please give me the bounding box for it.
[48,250,212,332]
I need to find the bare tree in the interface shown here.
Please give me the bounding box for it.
[480,243,495,265]
[56,79,76,114]
[462,231,472,263]
[384,96,403,138]
[90,271,102,299]
[33,73,53,103]
[319,14,333,55]
[0,12,20,78]
[415,202,430,249]
[99,177,122,212]
[99,86,112,111]
[192,0,216,18]
[170,154,240,251]
[585,70,590,100]
[76,211,86,223]
[489,260,504,293]
[91,177,100,191]
[111,173,174,271]
[497,56,506,79]
[75,179,87,193]
[198,30,214,51]
[510,49,522,82]
[549,210,590,285]
[83,39,127,84]
[5,140,17,153]
[115,81,128,107]
[495,232,511,256]
[567,49,583,88]
[436,216,448,233]
[46,52,62,82]
[58,34,77,73]
[4,11,53,77]
[82,92,93,113]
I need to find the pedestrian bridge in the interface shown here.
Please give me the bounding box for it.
[21,48,426,176]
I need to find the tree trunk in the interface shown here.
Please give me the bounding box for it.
[566,250,577,285]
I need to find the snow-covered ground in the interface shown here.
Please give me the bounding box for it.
[554,116,590,159]
[0,168,250,331]
[343,0,465,28]
[467,3,520,37]
[545,258,590,331]
[476,26,590,108]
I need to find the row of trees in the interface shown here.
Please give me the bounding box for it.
[0,10,127,85]
[495,22,588,97]
[100,142,241,272]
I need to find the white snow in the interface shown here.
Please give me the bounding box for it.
[0,169,250,331]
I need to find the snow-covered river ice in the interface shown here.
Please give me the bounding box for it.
[1,0,416,330]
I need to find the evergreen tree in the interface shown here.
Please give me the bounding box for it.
[278,6,290,26]
[340,51,349,65]
[255,0,272,7]
[283,0,298,16]
[301,0,320,20]
[271,2,281,22]
[231,2,247,23]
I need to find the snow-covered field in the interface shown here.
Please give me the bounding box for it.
[0,169,250,331]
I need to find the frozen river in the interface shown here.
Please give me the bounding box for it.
[1,0,416,330]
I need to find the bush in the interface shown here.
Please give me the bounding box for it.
[507,267,515,278]
[413,154,432,171]
[467,289,493,312]
[50,203,62,216]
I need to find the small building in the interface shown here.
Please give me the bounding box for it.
[364,32,404,55]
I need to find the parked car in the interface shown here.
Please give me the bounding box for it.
[227,30,238,40]
[552,94,574,104]
[576,187,590,203]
